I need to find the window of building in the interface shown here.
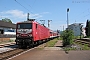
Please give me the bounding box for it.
[0,29,4,34]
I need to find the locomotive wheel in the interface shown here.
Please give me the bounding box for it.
[37,40,40,45]
[28,44,34,48]
[28,41,34,48]
[34,41,38,46]
[31,41,34,48]
[18,44,27,49]
[18,45,21,48]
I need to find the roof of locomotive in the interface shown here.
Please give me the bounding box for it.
[17,20,47,27]
[16,19,50,30]
[17,21,56,32]
[17,21,33,24]
[17,19,35,24]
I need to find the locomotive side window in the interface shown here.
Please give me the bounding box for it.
[36,24,38,29]
[17,23,32,29]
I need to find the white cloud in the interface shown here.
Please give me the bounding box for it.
[0,10,26,20]
[40,12,50,14]
[50,23,67,31]
[6,10,27,18]
[30,14,42,19]
[0,9,49,23]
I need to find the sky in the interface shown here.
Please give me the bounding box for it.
[0,0,90,31]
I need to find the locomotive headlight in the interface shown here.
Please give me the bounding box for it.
[16,34,19,37]
[16,39,19,42]
[29,34,32,37]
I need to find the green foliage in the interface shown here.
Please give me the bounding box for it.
[74,36,80,39]
[61,29,74,46]
[2,18,12,23]
[82,44,90,50]
[64,47,76,51]
[74,41,90,50]
[74,36,83,39]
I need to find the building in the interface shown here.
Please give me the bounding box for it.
[0,20,16,35]
[68,23,83,36]
[82,28,86,37]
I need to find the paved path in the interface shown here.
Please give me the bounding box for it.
[9,40,90,60]
[54,40,63,47]
[44,40,63,50]
[10,49,90,60]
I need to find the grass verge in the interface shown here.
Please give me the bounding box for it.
[0,40,15,44]
[75,42,90,50]
[45,38,58,47]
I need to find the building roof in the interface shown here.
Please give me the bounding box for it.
[0,20,16,29]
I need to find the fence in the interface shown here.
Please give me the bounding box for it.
[0,34,16,38]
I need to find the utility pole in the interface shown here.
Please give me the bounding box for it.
[48,20,52,28]
[67,8,69,28]
[27,13,29,20]
[0,15,2,19]
[63,25,64,31]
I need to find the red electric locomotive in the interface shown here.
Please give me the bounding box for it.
[15,19,50,48]
[50,30,60,39]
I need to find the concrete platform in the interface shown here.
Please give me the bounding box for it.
[44,47,63,50]
[9,48,90,60]
[9,40,90,60]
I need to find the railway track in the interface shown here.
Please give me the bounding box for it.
[0,41,46,60]
[0,42,16,48]
[0,37,56,60]
[0,42,30,60]
[0,48,28,60]
[74,38,90,47]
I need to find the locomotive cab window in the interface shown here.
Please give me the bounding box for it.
[17,23,32,29]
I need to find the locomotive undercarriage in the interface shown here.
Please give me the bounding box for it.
[15,37,34,48]
[15,37,51,48]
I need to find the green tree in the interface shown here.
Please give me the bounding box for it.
[2,18,12,23]
[61,29,74,46]
[85,20,90,37]
[88,21,90,36]
[86,20,89,36]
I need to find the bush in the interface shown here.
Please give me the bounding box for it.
[61,29,74,46]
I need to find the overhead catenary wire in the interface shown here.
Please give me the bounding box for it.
[75,8,89,19]
[32,0,36,7]
[78,13,90,21]
[74,8,90,22]
[15,0,33,14]
[14,0,41,21]
[22,0,34,13]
